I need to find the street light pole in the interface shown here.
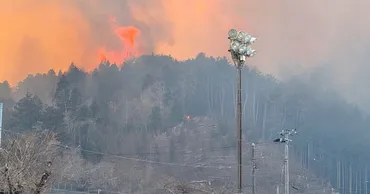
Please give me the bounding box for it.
[228,29,257,193]
[274,129,297,194]
[252,143,256,194]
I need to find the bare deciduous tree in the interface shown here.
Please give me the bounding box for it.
[55,147,84,183]
[0,130,81,194]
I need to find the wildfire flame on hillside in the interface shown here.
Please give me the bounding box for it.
[98,17,140,64]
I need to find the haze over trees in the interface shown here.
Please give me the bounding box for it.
[0,53,368,193]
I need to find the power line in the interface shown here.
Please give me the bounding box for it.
[50,188,125,194]
[65,146,233,169]
[2,129,236,155]
[5,129,324,192]
[1,129,282,169]
[62,141,281,169]
[1,129,233,169]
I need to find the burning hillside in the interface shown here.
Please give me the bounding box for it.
[98,16,140,64]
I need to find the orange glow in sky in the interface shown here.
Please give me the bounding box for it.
[98,17,140,64]
[1,0,370,86]
[0,0,247,85]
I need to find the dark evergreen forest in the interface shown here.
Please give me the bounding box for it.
[0,53,367,193]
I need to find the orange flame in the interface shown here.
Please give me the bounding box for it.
[98,17,140,64]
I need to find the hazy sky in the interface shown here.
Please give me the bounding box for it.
[1,0,370,108]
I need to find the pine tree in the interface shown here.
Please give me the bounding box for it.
[9,93,43,132]
[0,81,15,127]
[0,81,11,100]
[53,75,71,113]
[41,106,64,132]
[149,106,162,133]
[69,88,82,114]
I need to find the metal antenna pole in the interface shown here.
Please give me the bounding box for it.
[237,64,243,193]
[284,133,289,194]
[275,129,296,194]
[252,143,256,194]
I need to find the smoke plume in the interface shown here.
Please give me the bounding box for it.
[1,0,370,109]
[0,0,172,84]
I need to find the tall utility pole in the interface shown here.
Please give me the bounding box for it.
[337,160,341,191]
[365,165,368,194]
[252,143,256,194]
[284,138,289,194]
[274,129,297,194]
[349,163,352,194]
[227,28,257,193]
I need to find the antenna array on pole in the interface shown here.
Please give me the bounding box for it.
[274,129,297,194]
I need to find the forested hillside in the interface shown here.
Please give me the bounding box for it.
[0,53,368,193]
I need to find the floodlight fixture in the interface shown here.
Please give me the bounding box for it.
[230,41,241,52]
[228,28,257,60]
[251,50,257,56]
[237,31,246,42]
[246,47,256,56]
[250,37,257,44]
[239,44,248,54]
[244,34,251,44]
[228,29,238,39]
[249,51,256,57]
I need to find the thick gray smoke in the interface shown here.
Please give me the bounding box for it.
[2,0,370,111]
[241,0,370,111]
